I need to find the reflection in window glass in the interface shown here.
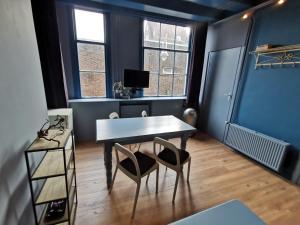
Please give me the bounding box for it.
[144,49,159,73]
[174,52,189,75]
[160,51,174,75]
[175,26,191,51]
[159,75,173,96]
[173,76,186,96]
[160,23,175,50]
[143,20,160,48]
[144,74,158,96]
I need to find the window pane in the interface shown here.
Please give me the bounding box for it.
[144,49,159,73]
[77,43,105,72]
[160,51,174,75]
[173,75,186,96]
[174,52,189,75]
[159,75,173,96]
[75,9,104,42]
[144,74,158,96]
[144,20,160,48]
[80,72,106,97]
[175,26,190,51]
[160,24,175,50]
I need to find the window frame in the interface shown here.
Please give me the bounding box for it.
[72,7,109,98]
[142,19,192,97]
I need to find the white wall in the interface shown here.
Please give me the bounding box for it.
[0,0,48,224]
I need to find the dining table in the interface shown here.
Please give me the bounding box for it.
[96,115,197,189]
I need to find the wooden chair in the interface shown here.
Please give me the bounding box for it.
[137,110,148,151]
[109,143,159,218]
[141,110,148,117]
[108,112,133,151]
[153,137,191,203]
[109,112,119,119]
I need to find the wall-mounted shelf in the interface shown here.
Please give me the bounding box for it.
[250,44,300,69]
[25,128,77,225]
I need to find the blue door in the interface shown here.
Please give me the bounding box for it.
[202,47,243,141]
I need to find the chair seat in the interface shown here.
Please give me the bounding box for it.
[120,151,156,176]
[158,148,190,165]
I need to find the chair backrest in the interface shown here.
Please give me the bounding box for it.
[141,110,148,117]
[109,112,119,119]
[114,143,141,177]
[153,137,181,169]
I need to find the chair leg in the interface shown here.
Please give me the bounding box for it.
[132,182,141,219]
[156,167,159,194]
[146,173,150,184]
[187,159,191,182]
[109,166,118,194]
[172,172,180,204]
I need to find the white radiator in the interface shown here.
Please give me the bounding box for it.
[225,123,289,172]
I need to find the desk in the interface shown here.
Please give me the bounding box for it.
[96,115,196,189]
[169,200,267,225]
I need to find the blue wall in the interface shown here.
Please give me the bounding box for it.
[235,0,300,150]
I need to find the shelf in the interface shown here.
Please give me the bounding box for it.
[57,203,77,225]
[39,186,77,225]
[32,150,73,180]
[251,44,300,54]
[35,169,74,205]
[25,127,77,225]
[250,44,300,69]
[27,129,72,152]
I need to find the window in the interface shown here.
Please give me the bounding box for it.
[143,20,191,96]
[74,9,106,97]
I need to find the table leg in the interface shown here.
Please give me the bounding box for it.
[180,133,189,150]
[104,142,113,189]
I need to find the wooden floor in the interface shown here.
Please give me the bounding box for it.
[74,134,300,225]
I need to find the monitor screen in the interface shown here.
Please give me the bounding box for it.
[124,69,149,88]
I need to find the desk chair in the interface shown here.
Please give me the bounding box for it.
[137,110,148,152]
[153,137,191,203]
[109,112,119,119]
[109,143,159,218]
[108,112,133,150]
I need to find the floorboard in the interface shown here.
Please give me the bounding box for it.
[74,133,300,225]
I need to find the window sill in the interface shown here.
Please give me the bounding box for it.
[68,96,186,103]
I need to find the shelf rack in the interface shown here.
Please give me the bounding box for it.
[250,44,300,69]
[25,129,78,225]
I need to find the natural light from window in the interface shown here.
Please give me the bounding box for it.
[74,9,106,97]
[143,20,191,97]
[74,9,105,43]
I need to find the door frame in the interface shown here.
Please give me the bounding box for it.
[200,47,246,141]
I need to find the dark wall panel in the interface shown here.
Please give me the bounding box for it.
[110,13,141,82]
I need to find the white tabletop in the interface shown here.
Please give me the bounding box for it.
[169,200,267,225]
[96,115,196,142]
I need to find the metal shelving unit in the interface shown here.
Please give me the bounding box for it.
[25,129,78,225]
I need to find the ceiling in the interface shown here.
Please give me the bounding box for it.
[88,0,270,21]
